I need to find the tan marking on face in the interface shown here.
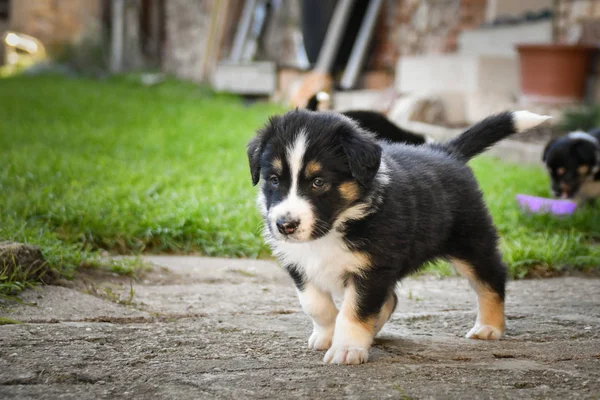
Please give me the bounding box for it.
[557,167,566,176]
[578,165,589,175]
[339,181,360,203]
[272,158,282,174]
[451,258,505,334]
[305,160,321,176]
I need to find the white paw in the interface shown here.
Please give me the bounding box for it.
[466,324,503,340]
[323,346,369,365]
[308,329,333,350]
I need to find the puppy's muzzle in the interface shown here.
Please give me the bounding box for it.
[276,216,300,235]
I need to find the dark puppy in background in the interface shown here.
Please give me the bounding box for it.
[248,108,550,365]
[543,129,600,201]
[306,91,427,146]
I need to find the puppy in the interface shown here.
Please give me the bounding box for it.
[306,92,427,146]
[543,129,600,201]
[247,109,550,365]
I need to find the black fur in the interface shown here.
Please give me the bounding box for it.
[443,111,514,161]
[340,127,382,187]
[542,129,600,199]
[285,264,306,291]
[342,111,427,146]
[305,93,427,146]
[305,94,320,112]
[339,142,507,318]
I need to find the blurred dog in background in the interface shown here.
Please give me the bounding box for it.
[542,129,600,202]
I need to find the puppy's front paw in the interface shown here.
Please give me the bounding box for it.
[308,329,333,350]
[466,324,503,340]
[323,346,369,365]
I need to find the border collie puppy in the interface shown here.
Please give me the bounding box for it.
[247,109,550,365]
[542,129,600,201]
[306,92,427,146]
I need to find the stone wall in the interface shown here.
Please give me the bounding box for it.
[162,0,214,82]
[557,0,600,43]
[369,0,487,71]
[9,0,104,55]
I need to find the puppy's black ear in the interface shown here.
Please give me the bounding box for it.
[341,130,382,186]
[247,116,279,186]
[247,134,263,186]
[542,138,557,162]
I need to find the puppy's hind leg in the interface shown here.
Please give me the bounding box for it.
[451,254,506,340]
[374,290,397,336]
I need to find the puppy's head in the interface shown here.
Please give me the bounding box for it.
[248,110,382,242]
[543,132,598,198]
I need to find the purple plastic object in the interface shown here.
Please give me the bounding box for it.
[516,194,577,216]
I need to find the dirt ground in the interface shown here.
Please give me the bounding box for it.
[1,256,599,399]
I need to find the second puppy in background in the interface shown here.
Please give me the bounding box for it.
[306,92,428,146]
[543,129,600,202]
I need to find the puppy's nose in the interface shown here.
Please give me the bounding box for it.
[276,218,299,235]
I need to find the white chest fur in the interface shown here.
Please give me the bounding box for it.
[270,232,366,295]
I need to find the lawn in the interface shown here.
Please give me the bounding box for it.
[0,74,598,293]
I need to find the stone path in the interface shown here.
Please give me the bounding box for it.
[1,256,599,399]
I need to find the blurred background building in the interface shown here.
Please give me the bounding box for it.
[3,0,600,127]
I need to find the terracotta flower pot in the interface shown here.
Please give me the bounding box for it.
[516,44,597,104]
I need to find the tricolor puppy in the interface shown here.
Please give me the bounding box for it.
[542,129,600,202]
[247,109,550,365]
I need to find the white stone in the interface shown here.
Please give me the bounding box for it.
[458,21,553,58]
[211,62,277,95]
[396,55,520,124]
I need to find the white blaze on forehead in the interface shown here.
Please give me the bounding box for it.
[269,130,315,241]
[568,130,600,145]
[287,130,308,196]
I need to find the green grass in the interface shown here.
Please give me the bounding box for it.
[0,74,598,294]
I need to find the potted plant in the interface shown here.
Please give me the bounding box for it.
[516,0,597,104]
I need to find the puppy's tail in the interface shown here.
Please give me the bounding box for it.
[306,91,330,111]
[442,111,551,161]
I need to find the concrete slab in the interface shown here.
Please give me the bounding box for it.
[459,21,553,58]
[396,55,518,96]
[3,285,151,323]
[1,256,599,399]
[211,62,277,95]
[332,89,395,113]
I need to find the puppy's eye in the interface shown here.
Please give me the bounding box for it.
[312,178,324,188]
[269,176,280,186]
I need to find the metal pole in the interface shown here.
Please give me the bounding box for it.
[230,0,256,63]
[110,0,124,73]
[150,0,162,63]
[340,0,383,89]
[314,0,355,74]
